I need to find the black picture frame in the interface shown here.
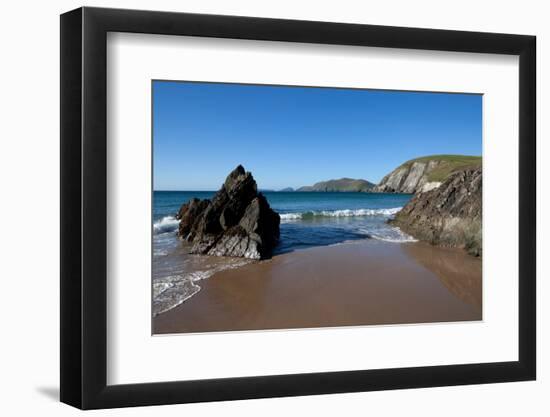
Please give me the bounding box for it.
[60,6,536,410]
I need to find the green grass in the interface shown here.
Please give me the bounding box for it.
[400,154,482,182]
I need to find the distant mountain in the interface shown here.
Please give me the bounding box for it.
[279,187,294,192]
[374,155,482,194]
[297,178,375,192]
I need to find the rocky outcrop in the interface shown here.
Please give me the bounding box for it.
[176,165,280,259]
[374,160,438,194]
[176,198,210,240]
[391,167,482,256]
[374,155,481,194]
[297,178,375,192]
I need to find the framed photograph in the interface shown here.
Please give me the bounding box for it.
[60,7,536,409]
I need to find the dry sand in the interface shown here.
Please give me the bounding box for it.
[153,239,481,334]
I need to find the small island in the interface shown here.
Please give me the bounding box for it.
[296,178,375,192]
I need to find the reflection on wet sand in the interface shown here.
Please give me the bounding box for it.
[403,242,482,313]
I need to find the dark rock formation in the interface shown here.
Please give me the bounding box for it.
[176,165,280,259]
[391,167,482,256]
[176,198,210,240]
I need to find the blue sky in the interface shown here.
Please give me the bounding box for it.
[153,81,482,190]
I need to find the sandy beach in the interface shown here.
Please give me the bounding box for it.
[153,239,481,334]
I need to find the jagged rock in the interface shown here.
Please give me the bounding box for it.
[419,181,442,193]
[176,165,280,259]
[176,198,209,240]
[391,167,482,256]
[238,194,280,248]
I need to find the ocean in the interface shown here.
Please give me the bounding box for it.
[152,191,415,315]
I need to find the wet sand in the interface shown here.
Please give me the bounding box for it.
[153,239,482,334]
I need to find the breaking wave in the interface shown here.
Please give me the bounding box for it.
[279,207,402,221]
[153,216,179,235]
[361,226,418,243]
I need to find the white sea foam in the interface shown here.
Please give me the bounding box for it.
[153,249,169,257]
[280,213,303,220]
[370,234,418,243]
[153,277,201,316]
[359,226,418,243]
[279,207,402,221]
[152,258,253,316]
[153,215,179,235]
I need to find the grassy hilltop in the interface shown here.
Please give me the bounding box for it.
[397,155,482,183]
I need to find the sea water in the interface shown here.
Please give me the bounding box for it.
[152,191,415,315]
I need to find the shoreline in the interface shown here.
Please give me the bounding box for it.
[153,239,481,334]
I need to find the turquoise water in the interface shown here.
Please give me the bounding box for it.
[152,191,414,315]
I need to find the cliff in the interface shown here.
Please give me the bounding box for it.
[176,165,280,259]
[374,155,481,194]
[297,178,375,192]
[391,167,482,256]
